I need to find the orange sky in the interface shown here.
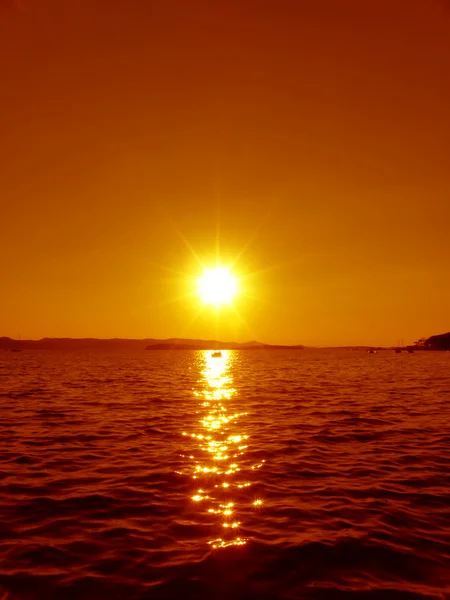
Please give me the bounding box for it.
[1,0,450,346]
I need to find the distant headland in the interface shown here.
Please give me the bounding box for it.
[1,332,449,351]
[0,337,304,352]
[419,332,450,351]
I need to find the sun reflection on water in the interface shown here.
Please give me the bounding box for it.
[181,350,262,549]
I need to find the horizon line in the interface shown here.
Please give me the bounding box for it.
[0,335,419,348]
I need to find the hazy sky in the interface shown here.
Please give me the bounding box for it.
[1,0,450,345]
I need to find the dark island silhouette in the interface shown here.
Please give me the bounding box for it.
[0,337,304,352]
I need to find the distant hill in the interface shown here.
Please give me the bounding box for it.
[0,337,304,351]
[424,332,450,350]
[145,342,304,350]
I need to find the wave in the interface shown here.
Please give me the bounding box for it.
[0,350,449,599]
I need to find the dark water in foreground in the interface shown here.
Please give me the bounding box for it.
[0,349,449,599]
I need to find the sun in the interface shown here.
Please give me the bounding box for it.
[197,267,238,305]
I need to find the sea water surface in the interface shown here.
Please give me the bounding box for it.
[0,349,449,599]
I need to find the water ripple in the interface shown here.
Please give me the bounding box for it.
[0,349,449,599]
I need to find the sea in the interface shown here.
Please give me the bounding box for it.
[0,349,449,600]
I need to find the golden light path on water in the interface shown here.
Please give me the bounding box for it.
[181,350,264,550]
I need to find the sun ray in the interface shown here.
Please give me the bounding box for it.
[215,188,221,269]
[178,306,208,338]
[156,290,197,308]
[239,258,296,281]
[230,211,272,271]
[176,230,205,270]
[229,304,257,339]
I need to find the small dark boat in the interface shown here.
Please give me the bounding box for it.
[211,351,222,358]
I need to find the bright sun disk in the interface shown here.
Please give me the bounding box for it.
[197,267,238,305]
